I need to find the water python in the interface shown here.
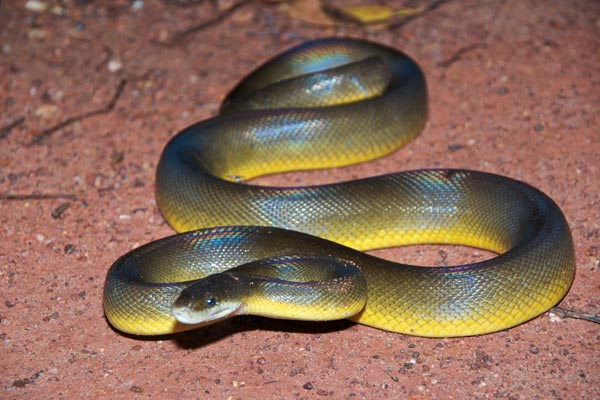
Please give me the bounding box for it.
[103,37,575,337]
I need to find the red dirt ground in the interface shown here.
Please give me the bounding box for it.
[1,0,599,398]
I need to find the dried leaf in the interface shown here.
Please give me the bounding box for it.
[334,4,421,25]
[279,0,347,27]
[277,0,423,28]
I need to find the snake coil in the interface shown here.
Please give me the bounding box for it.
[103,38,575,337]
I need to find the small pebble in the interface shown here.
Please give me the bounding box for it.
[25,0,48,12]
[13,378,30,388]
[130,385,143,393]
[73,21,86,31]
[548,312,562,323]
[111,150,124,164]
[35,104,59,119]
[51,202,70,219]
[43,311,59,322]
[447,143,464,152]
[64,244,76,254]
[108,60,123,72]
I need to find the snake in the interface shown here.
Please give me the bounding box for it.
[103,37,575,337]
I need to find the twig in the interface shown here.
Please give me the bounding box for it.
[160,0,207,7]
[438,44,483,68]
[550,307,600,324]
[29,79,127,145]
[0,193,77,201]
[162,0,247,44]
[390,0,454,30]
[0,117,25,139]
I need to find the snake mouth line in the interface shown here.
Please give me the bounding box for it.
[171,300,242,325]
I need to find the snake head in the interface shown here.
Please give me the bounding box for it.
[171,272,244,325]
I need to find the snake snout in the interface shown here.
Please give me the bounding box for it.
[171,273,244,325]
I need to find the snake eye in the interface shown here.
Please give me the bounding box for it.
[205,296,217,308]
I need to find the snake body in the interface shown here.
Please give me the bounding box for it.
[103,38,575,337]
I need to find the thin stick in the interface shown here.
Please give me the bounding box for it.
[390,0,454,30]
[0,117,25,139]
[550,307,600,324]
[29,79,126,145]
[438,44,483,68]
[0,193,77,201]
[163,0,247,44]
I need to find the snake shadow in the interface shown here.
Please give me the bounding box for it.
[107,314,355,348]
[173,317,356,349]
